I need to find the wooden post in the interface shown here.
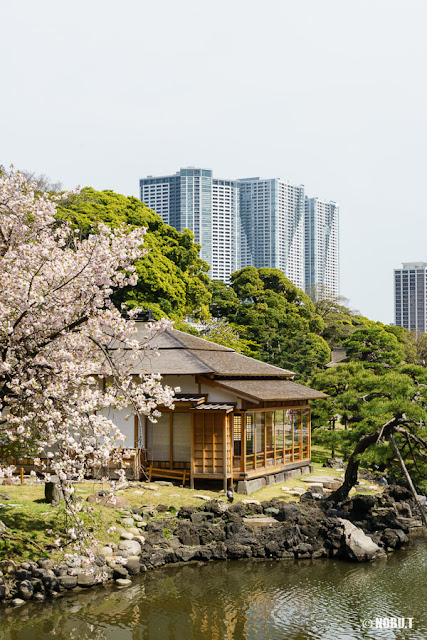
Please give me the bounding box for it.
[223,414,228,493]
[273,412,276,465]
[169,412,173,471]
[242,413,247,474]
[190,413,195,490]
[20,468,24,485]
[390,434,427,527]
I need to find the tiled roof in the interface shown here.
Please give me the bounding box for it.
[129,327,295,378]
[214,379,328,401]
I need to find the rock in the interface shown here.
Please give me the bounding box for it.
[86,492,131,509]
[156,481,173,486]
[99,546,114,556]
[145,484,160,491]
[193,494,211,500]
[381,528,408,549]
[32,592,45,602]
[65,555,82,568]
[338,518,384,561]
[242,499,261,506]
[125,558,141,575]
[190,512,214,525]
[0,559,16,575]
[157,504,169,512]
[11,598,26,606]
[417,494,427,507]
[118,539,142,555]
[18,580,34,600]
[264,507,280,516]
[77,572,97,587]
[227,502,246,516]
[115,578,132,587]
[323,457,345,469]
[37,558,53,570]
[175,522,200,546]
[15,569,32,581]
[45,476,64,503]
[112,565,129,579]
[120,531,135,540]
[133,514,143,522]
[133,535,146,545]
[58,575,78,589]
[127,527,142,536]
[121,517,135,527]
[242,517,278,526]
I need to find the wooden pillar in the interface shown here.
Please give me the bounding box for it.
[291,411,295,463]
[190,413,195,490]
[223,413,228,493]
[273,411,276,465]
[242,413,247,474]
[169,412,173,470]
[263,414,267,467]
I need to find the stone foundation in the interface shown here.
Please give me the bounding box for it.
[236,463,313,495]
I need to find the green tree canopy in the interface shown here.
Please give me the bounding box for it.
[311,362,427,492]
[343,322,405,367]
[58,188,211,321]
[209,267,330,379]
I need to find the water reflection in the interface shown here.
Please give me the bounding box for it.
[1,535,426,640]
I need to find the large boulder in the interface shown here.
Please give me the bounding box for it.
[86,492,131,509]
[338,518,384,562]
[117,539,142,556]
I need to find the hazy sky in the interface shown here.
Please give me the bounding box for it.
[2,0,426,323]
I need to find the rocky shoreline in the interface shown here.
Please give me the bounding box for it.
[0,484,424,608]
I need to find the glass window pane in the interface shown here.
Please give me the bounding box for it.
[256,412,265,453]
[266,411,274,452]
[275,410,284,451]
[246,413,254,455]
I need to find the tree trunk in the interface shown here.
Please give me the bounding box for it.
[390,434,427,527]
[327,415,401,503]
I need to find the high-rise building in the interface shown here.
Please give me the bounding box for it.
[394,262,427,333]
[140,168,340,294]
[239,178,305,290]
[139,168,240,282]
[304,197,340,297]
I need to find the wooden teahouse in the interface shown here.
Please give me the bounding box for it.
[105,326,327,494]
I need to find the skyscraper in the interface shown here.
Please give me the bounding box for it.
[239,178,305,290]
[140,168,340,294]
[304,197,340,297]
[140,168,240,282]
[394,262,427,333]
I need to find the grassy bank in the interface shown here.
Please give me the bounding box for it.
[0,458,381,563]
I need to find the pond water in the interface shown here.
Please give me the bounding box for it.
[1,534,426,640]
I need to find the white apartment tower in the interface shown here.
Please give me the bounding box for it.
[140,168,240,282]
[239,178,305,290]
[140,169,340,294]
[304,197,339,297]
[394,262,427,333]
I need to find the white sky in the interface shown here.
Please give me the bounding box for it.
[2,0,426,323]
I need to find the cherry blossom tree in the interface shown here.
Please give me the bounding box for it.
[0,169,174,550]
